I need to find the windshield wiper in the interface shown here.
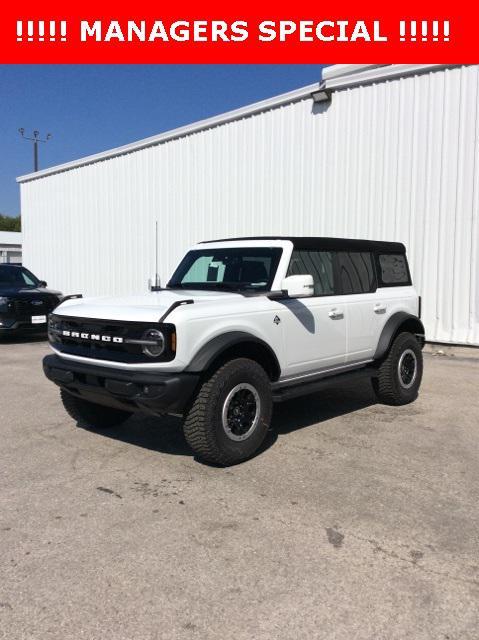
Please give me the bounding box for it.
[184,283,240,292]
[210,283,240,290]
[168,282,256,292]
[236,284,266,291]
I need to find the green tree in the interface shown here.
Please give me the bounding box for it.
[0,214,21,232]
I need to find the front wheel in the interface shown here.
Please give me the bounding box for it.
[60,389,132,429]
[183,358,273,466]
[372,331,423,405]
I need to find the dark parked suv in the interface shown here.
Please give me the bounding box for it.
[0,264,62,336]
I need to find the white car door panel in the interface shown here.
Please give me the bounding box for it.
[336,250,382,364]
[280,296,347,376]
[345,294,380,362]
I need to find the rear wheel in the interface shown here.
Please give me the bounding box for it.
[60,389,132,428]
[183,358,273,466]
[372,332,423,405]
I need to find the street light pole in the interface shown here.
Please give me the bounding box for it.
[18,129,52,172]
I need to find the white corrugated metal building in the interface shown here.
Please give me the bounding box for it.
[17,64,479,346]
[0,231,22,264]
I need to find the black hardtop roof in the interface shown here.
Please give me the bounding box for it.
[200,236,406,253]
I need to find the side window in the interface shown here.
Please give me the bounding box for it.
[287,250,334,296]
[377,254,410,286]
[20,270,37,286]
[337,252,376,294]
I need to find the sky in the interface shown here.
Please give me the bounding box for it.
[0,64,326,216]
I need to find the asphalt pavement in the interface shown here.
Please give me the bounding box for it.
[1,338,478,639]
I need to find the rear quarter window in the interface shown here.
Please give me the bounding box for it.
[377,254,411,286]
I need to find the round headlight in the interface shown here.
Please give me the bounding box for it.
[141,329,165,358]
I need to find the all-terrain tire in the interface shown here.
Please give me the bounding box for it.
[183,358,273,466]
[372,331,423,406]
[60,389,132,429]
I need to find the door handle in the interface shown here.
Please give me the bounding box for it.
[328,308,344,320]
[374,304,387,314]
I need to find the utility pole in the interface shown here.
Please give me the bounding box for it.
[18,129,52,172]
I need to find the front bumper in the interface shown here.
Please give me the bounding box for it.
[0,318,48,334]
[43,354,200,416]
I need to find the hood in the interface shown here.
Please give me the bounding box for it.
[0,285,62,297]
[54,288,242,323]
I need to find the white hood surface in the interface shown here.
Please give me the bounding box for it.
[55,289,243,323]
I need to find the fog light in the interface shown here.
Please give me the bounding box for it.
[141,329,165,358]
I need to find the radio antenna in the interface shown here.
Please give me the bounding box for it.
[154,220,161,289]
[149,220,162,291]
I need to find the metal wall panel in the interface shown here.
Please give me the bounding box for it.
[20,65,479,345]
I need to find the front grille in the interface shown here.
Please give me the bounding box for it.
[48,314,175,363]
[12,296,59,318]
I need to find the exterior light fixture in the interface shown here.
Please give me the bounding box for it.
[311,88,331,103]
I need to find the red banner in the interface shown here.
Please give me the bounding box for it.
[0,0,476,63]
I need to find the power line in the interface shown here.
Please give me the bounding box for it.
[18,129,52,172]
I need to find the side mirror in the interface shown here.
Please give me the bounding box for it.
[281,275,314,298]
[39,280,47,288]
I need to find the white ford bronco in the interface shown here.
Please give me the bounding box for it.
[44,237,425,465]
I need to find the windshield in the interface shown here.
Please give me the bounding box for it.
[0,265,40,288]
[167,247,282,292]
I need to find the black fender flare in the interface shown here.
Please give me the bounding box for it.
[374,312,425,360]
[185,331,281,379]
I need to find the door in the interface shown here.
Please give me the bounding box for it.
[336,250,383,363]
[279,249,347,378]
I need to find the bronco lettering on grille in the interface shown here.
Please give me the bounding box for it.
[61,329,124,343]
